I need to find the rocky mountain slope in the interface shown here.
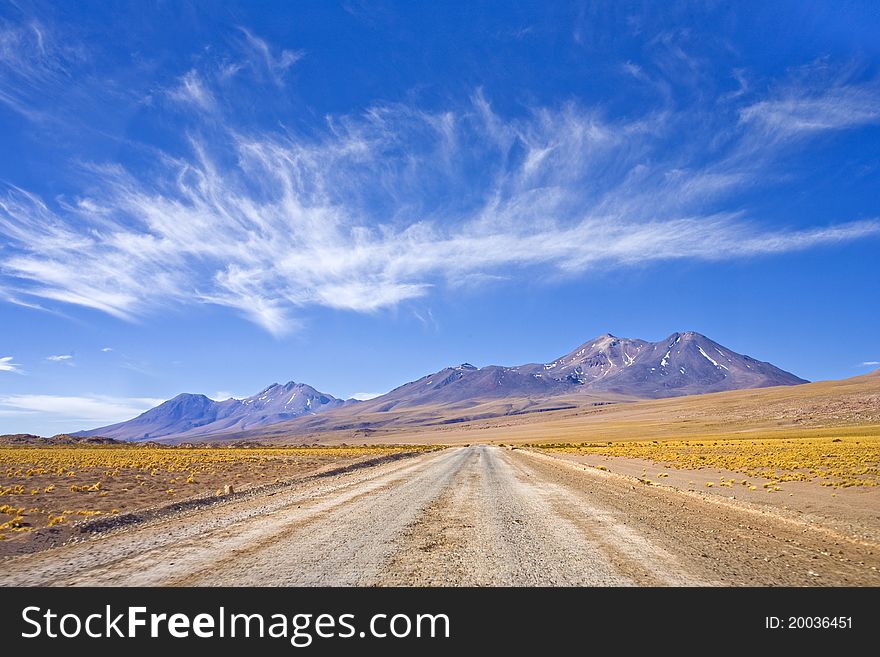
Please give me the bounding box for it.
[74,382,348,441]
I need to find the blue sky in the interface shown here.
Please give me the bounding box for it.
[1,1,879,435]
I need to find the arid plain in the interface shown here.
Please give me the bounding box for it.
[1,370,877,586]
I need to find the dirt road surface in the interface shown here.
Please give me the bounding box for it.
[2,446,877,586]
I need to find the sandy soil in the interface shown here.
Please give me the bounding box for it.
[545,450,880,543]
[1,446,877,587]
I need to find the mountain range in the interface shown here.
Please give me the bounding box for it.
[74,382,348,441]
[371,331,805,407]
[75,331,807,442]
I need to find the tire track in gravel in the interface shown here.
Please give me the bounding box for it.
[179,447,472,586]
[379,445,708,585]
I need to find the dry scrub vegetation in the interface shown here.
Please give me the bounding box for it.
[536,434,880,490]
[0,444,434,552]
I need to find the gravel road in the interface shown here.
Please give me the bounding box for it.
[2,446,877,586]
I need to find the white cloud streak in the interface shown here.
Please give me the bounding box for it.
[1,77,879,335]
[0,356,23,373]
[238,27,303,87]
[350,392,382,401]
[168,69,216,112]
[0,18,85,121]
[0,394,164,424]
[211,390,245,401]
[861,361,880,367]
[739,82,880,140]
[46,354,73,362]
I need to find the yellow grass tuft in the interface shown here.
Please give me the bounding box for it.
[0,444,439,542]
[539,435,878,489]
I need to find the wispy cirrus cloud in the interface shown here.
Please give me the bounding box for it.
[1,58,879,335]
[0,356,23,374]
[46,354,73,364]
[168,69,217,112]
[0,17,85,121]
[237,27,303,87]
[861,361,880,367]
[739,80,880,140]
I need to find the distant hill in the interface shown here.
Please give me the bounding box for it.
[0,433,131,446]
[73,381,350,441]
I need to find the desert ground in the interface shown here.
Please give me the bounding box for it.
[1,442,877,586]
[0,445,435,557]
